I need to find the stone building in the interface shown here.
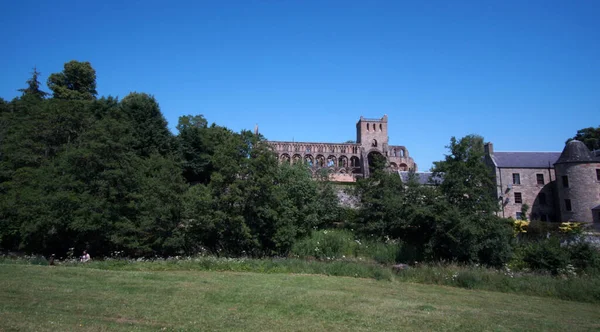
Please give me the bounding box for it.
[267,115,417,182]
[485,140,600,226]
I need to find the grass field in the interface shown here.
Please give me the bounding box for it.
[1,265,600,331]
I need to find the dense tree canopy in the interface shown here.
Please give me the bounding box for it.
[47,60,97,100]
[567,126,600,151]
[2,60,516,267]
[0,61,340,258]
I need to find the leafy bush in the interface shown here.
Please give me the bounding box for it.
[566,241,600,273]
[521,237,569,274]
[517,237,600,275]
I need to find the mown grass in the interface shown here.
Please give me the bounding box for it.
[1,264,600,331]
[3,254,600,304]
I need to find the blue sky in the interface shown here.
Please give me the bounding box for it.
[2,0,599,170]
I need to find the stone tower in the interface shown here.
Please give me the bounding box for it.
[356,115,389,150]
[355,115,390,177]
[554,140,600,223]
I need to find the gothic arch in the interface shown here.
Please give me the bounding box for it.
[399,163,408,171]
[305,154,314,167]
[338,155,348,168]
[372,139,378,147]
[327,155,337,167]
[280,153,291,164]
[350,156,360,167]
[316,155,325,167]
[389,162,398,170]
[367,151,385,173]
[292,154,302,164]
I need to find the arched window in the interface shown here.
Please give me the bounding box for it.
[379,123,382,131]
[400,149,405,157]
[339,156,348,168]
[327,156,336,167]
[372,139,377,147]
[366,123,370,131]
[305,155,314,167]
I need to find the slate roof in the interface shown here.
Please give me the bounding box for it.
[491,152,561,168]
[398,171,443,185]
[555,140,596,164]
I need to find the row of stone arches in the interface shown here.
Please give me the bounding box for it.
[389,148,406,157]
[279,154,361,169]
[389,162,409,171]
[272,143,360,155]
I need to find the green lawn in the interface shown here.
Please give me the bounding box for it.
[1,264,599,331]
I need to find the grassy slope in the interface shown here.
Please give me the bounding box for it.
[1,265,599,331]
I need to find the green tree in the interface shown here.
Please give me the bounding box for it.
[47,60,97,100]
[18,67,48,100]
[566,126,600,151]
[119,93,174,157]
[432,135,497,214]
[176,115,232,184]
[354,155,404,238]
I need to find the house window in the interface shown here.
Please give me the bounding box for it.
[516,212,522,219]
[536,174,544,185]
[512,173,521,185]
[565,199,572,212]
[514,192,522,204]
[562,175,569,188]
[539,193,547,205]
[596,169,600,181]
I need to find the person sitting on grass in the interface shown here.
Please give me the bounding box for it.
[80,250,91,263]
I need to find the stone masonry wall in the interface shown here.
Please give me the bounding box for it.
[496,167,557,221]
[555,162,600,223]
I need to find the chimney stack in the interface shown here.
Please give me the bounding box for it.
[484,142,494,155]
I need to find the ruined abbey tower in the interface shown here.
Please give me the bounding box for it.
[267,115,417,182]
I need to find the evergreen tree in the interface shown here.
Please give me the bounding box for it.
[355,154,404,238]
[18,67,48,100]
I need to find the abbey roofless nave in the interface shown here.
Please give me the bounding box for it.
[267,115,417,182]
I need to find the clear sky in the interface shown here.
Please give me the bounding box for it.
[2,0,599,170]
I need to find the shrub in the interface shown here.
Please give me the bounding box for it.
[566,241,600,273]
[521,237,569,274]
